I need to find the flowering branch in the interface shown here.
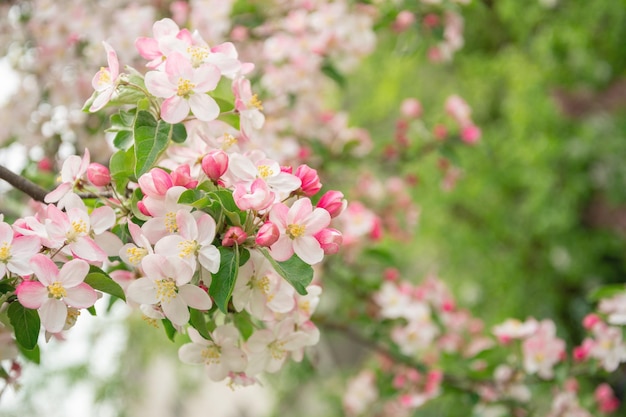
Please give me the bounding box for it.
[0,164,48,203]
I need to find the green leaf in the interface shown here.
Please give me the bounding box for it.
[239,248,250,266]
[17,343,40,364]
[588,284,626,302]
[85,268,126,301]
[218,112,240,130]
[87,305,97,316]
[260,249,312,295]
[209,246,239,313]
[233,311,254,340]
[189,308,211,340]
[162,318,177,341]
[110,147,135,194]
[133,110,173,177]
[113,130,133,150]
[321,61,346,87]
[8,302,40,350]
[178,189,211,209]
[0,282,14,295]
[171,123,187,143]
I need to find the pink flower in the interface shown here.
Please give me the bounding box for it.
[44,149,90,205]
[138,168,174,198]
[145,52,221,124]
[16,254,97,333]
[0,222,41,277]
[232,77,265,139]
[233,178,275,211]
[521,319,565,379]
[400,98,422,119]
[595,383,620,413]
[127,254,212,326]
[179,325,247,382]
[268,198,331,265]
[460,124,481,145]
[135,18,183,68]
[89,41,120,112]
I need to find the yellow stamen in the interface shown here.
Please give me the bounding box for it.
[178,240,198,258]
[48,281,67,299]
[249,94,263,110]
[250,275,270,294]
[177,78,196,97]
[156,279,178,303]
[269,340,287,360]
[223,133,238,150]
[165,212,178,233]
[126,247,148,265]
[257,165,272,179]
[201,345,222,364]
[142,315,159,328]
[0,242,11,262]
[286,224,306,239]
[98,68,111,85]
[65,308,80,328]
[187,46,209,67]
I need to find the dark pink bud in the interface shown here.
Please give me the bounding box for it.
[137,198,152,217]
[296,165,322,196]
[280,165,293,174]
[582,313,601,330]
[222,226,247,247]
[87,163,111,187]
[317,190,346,218]
[461,124,481,145]
[201,150,229,181]
[37,157,53,172]
[315,228,342,255]
[171,164,198,188]
[138,168,173,197]
[255,222,279,247]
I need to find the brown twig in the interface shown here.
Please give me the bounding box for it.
[0,165,48,203]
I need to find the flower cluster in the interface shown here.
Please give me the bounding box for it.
[340,273,626,416]
[0,17,345,386]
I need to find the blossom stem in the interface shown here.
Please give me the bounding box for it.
[0,165,48,202]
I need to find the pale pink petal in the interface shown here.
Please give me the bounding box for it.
[135,37,161,60]
[221,347,248,372]
[176,211,198,240]
[90,206,116,234]
[198,245,220,274]
[58,258,89,288]
[268,203,290,229]
[154,235,184,257]
[145,71,175,98]
[94,232,124,257]
[44,182,72,204]
[39,298,67,333]
[141,254,168,282]
[166,52,193,79]
[64,283,98,308]
[70,237,107,263]
[30,254,59,286]
[288,198,312,225]
[16,281,48,309]
[162,296,190,326]
[196,214,216,244]
[90,88,114,112]
[161,95,190,124]
[269,236,294,262]
[153,18,180,38]
[192,64,221,93]
[188,93,219,122]
[293,236,324,265]
[127,277,159,304]
[103,42,119,79]
[61,155,84,182]
[187,327,208,344]
[179,343,206,364]
[179,284,212,310]
[0,222,13,243]
[302,207,331,235]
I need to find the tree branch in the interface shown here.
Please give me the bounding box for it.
[0,165,48,203]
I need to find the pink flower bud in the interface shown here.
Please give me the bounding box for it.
[316,190,346,218]
[37,157,53,172]
[255,222,280,247]
[393,10,415,33]
[383,267,400,282]
[230,25,249,42]
[582,313,601,330]
[171,164,198,188]
[281,165,293,174]
[461,125,481,145]
[138,168,173,197]
[315,228,342,255]
[222,226,247,247]
[137,198,152,216]
[400,98,422,119]
[296,164,322,196]
[433,124,448,140]
[201,150,229,181]
[87,162,111,186]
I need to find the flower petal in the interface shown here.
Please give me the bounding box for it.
[179,284,212,310]
[64,283,98,308]
[16,281,48,309]
[30,254,59,286]
[39,298,67,334]
[59,258,89,288]
[162,295,190,326]
[188,93,219,122]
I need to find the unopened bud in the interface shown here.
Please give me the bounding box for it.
[295,164,322,196]
[222,226,247,247]
[87,163,111,186]
[201,150,229,181]
[316,190,346,218]
[315,228,342,255]
[255,222,279,247]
